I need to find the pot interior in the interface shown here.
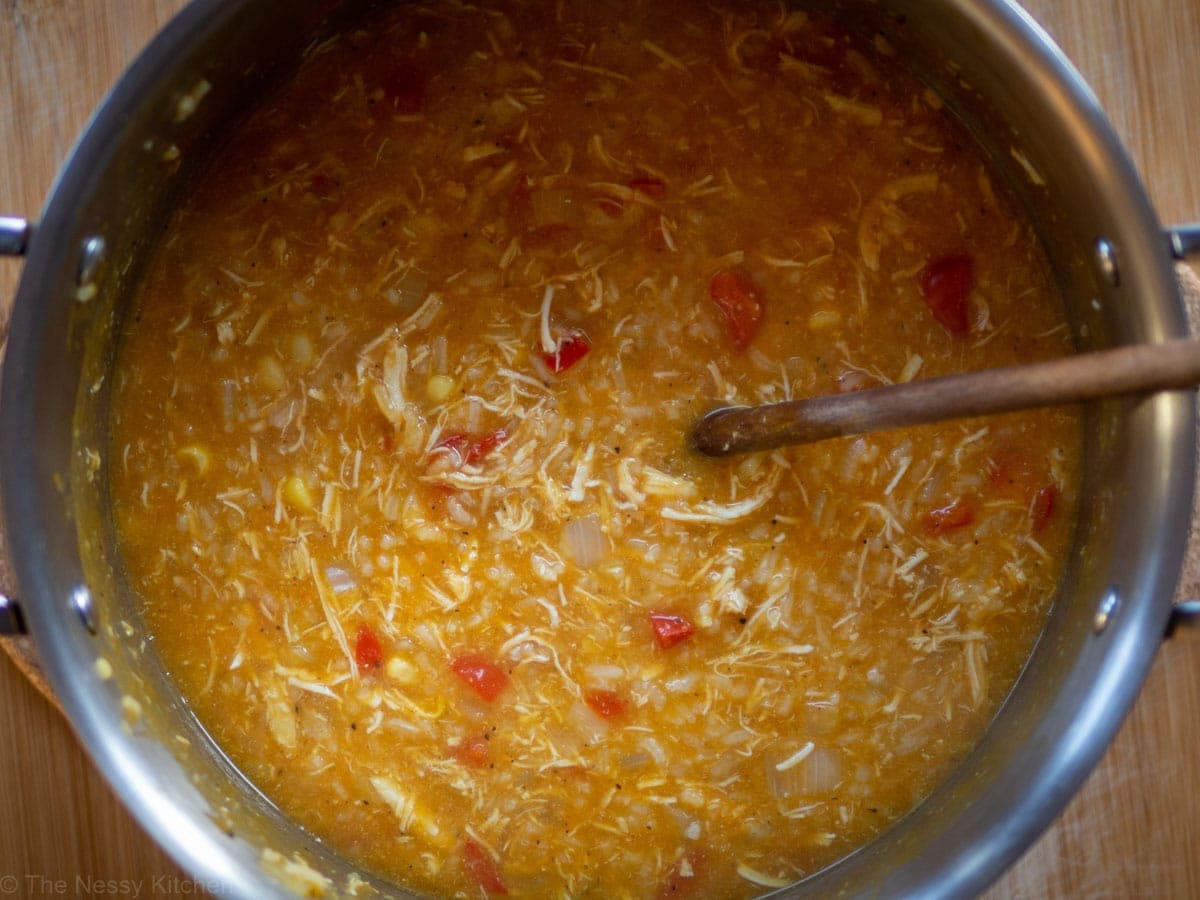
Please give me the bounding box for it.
[3,1,1191,897]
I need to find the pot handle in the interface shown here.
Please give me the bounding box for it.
[0,216,32,257]
[1169,223,1200,260]
[0,217,29,634]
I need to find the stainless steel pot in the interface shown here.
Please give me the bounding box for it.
[1,1,1198,897]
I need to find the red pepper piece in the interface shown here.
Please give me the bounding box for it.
[463,838,508,895]
[1031,484,1057,532]
[451,653,509,702]
[918,253,974,337]
[354,624,384,670]
[922,497,976,535]
[463,429,507,465]
[542,332,591,373]
[585,689,627,719]
[628,176,667,197]
[708,269,765,351]
[649,612,696,649]
[433,429,508,467]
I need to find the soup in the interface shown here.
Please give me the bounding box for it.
[109,0,1080,895]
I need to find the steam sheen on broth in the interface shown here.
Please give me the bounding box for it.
[109,1,1080,896]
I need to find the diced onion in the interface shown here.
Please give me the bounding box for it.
[567,700,610,743]
[563,515,608,568]
[586,664,625,681]
[766,745,843,799]
[387,270,428,311]
[640,736,668,767]
[619,751,652,770]
[324,564,357,594]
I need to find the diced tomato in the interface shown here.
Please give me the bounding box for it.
[542,332,591,373]
[649,612,696,649]
[922,497,976,535]
[658,848,707,899]
[467,430,508,464]
[463,839,508,895]
[451,653,509,702]
[1031,484,1057,532]
[708,269,765,351]
[433,429,508,467]
[355,624,384,671]
[918,253,974,337]
[454,733,491,768]
[629,177,667,197]
[585,689,626,719]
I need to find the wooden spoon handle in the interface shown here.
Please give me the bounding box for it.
[693,337,1200,456]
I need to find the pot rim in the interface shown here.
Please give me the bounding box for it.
[1,1,1193,898]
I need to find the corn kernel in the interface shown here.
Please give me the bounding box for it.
[283,475,315,513]
[121,694,143,725]
[426,375,455,402]
[176,444,210,475]
[808,309,842,330]
[290,333,314,367]
[386,656,418,684]
[257,355,286,392]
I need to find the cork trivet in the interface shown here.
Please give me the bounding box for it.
[1172,261,1200,600]
[3,265,1200,709]
[0,515,60,711]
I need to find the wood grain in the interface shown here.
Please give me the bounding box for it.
[1,2,1198,898]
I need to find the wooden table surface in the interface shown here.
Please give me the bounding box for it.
[2,1,1198,897]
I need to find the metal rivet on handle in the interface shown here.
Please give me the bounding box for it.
[77,235,106,286]
[0,593,26,635]
[71,584,96,633]
[1093,586,1120,634]
[0,216,32,257]
[1095,238,1119,287]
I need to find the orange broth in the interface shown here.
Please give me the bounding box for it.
[109,1,1080,896]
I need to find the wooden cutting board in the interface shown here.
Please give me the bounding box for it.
[1,1,1198,897]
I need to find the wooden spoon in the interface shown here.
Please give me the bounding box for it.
[692,337,1200,456]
